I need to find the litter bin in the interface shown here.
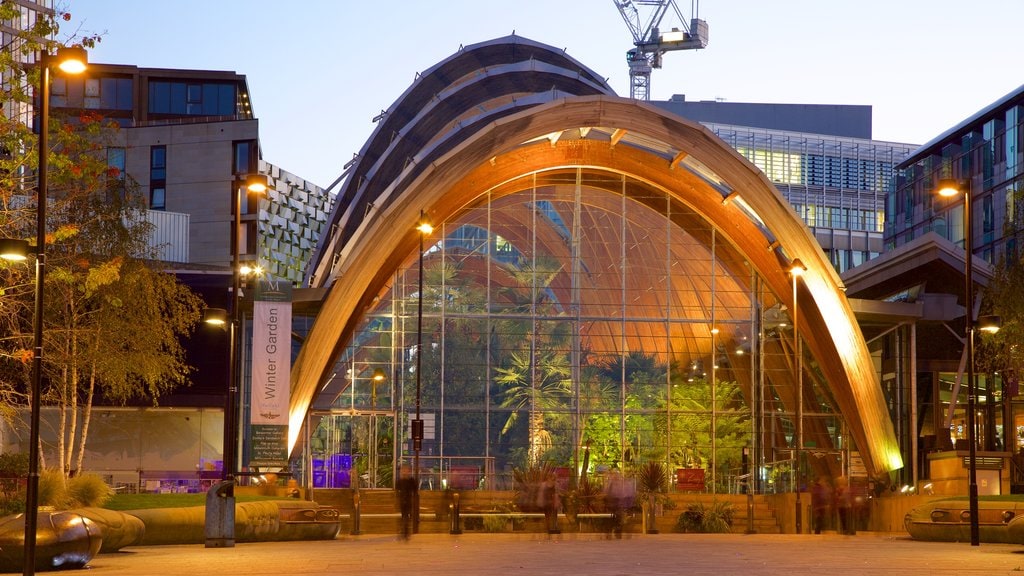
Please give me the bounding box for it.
[205,480,235,547]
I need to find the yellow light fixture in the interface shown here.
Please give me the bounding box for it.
[416,212,434,235]
[936,178,962,198]
[372,368,387,382]
[790,258,806,276]
[0,238,29,261]
[239,262,264,277]
[202,307,228,326]
[245,173,269,194]
[977,315,1001,334]
[54,45,88,74]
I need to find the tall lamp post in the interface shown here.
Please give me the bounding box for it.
[412,211,432,531]
[789,258,806,534]
[203,173,267,548]
[368,367,386,487]
[937,178,979,545]
[0,46,88,576]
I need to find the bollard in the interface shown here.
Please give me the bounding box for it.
[795,498,803,534]
[745,489,756,534]
[351,489,361,535]
[450,492,462,534]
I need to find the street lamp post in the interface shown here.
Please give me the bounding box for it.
[790,258,806,534]
[368,367,386,488]
[412,211,432,532]
[204,173,267,548]
[9,46,87,576]
[937,178,980,546]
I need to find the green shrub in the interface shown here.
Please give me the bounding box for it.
[482,514,511,532]
[35,469,112,509]
[0,453,29,515]
[38,469,68,508]
[66,473,112,507]
[674,501,735,533]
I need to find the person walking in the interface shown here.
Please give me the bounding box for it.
[811,475,832,534]
[834,475,855,535]
[395,464,417,539]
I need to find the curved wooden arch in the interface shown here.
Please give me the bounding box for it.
[291,95,902,477]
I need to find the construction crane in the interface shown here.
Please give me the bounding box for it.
[613,0,708,100]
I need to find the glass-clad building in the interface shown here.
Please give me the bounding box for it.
[708,124,915,274]
[885,83,1024,464]
[308,168,843,493]
[296,36,901,496]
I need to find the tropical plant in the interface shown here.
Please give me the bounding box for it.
[634,460,669,497]
[511,462,556,513]
[659,372,751,491]
[495,350,573,464]
[561,474,603,521]
[674,501,735,533]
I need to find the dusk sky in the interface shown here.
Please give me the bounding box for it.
[67,0,1024,189]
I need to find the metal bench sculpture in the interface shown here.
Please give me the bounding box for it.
[0,510,102,572]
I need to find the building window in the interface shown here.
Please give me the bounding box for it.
[234,140,259,214]
[51,76,132,110]
[106,147,126,199]
[983,194,994,234]
[107,147,126,177]
[149,80,237,116]
[150,145,166,210]
[151,187,166,210]
[233,140,255,175]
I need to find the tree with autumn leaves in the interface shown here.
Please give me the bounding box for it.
[0,3,204,479]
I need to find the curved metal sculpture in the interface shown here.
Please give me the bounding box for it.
[905,499,1024,544]
[0,510,102,572]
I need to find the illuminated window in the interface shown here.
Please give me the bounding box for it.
[736,147,803,185]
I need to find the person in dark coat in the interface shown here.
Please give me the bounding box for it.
[811,475,832,534]
[395,464,417,539]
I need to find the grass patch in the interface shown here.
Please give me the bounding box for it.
[104,493,289,511]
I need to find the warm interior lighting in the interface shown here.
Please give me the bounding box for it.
[936,178,962,198]
[372,368,387,382]
[54,45,88,74]
[0,238,29,261]
[245,173,269,194]
[203,307,228,326]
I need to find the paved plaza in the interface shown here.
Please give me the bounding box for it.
[34,532,1024,576]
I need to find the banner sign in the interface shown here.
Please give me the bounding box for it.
[249,279,292,468]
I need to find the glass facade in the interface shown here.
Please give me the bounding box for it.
[148,80,237,117]
[304,168,849,494]
[709,124,915,274]
[887,90,1024,465]
[889,101,1024,264]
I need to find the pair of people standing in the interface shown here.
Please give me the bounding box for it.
[810,475,856,535]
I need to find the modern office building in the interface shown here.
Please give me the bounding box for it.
[887,83,1024,262]
[861,83,1024,491]
[52,63,332,283]
[3,60,332,491]
[0,0,50,127]
[653,96,917,274]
